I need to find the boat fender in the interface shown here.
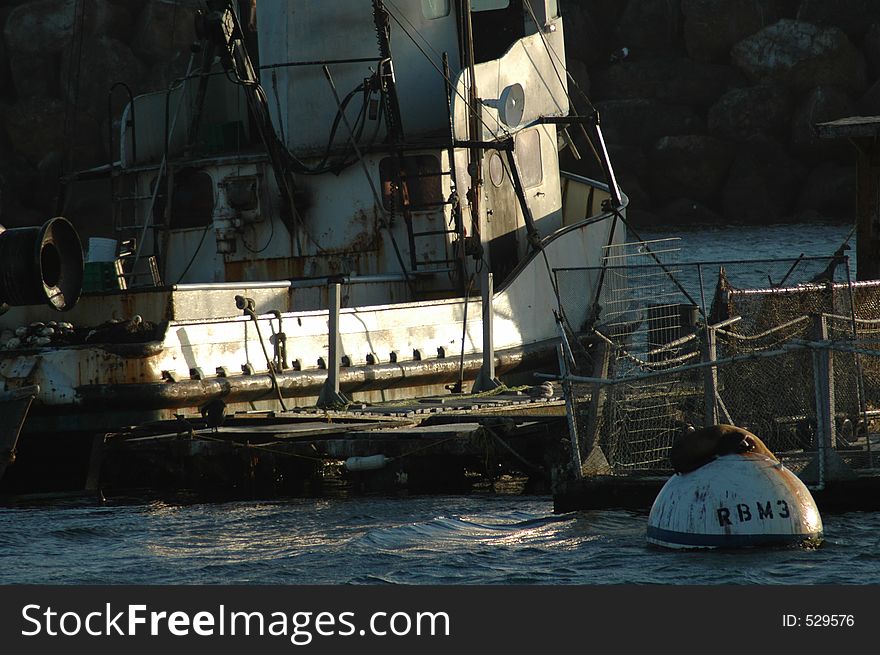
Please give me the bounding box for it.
[670,424,777,473]
[345,455,391,471]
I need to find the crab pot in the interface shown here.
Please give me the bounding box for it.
[0,217,83,312]
[647,454,823,549]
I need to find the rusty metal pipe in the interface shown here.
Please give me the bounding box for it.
[74,341,555,411]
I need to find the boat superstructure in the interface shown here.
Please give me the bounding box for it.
[0,0,625,489]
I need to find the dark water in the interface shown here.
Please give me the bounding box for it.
[0,221,868,585]
[2,495,879,585]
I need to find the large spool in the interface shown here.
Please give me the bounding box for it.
[0,217,83,312]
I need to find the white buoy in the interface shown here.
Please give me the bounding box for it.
[647,453,823,549]
[344,455,390,471]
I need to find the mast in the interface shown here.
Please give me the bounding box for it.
[459,0,484,265]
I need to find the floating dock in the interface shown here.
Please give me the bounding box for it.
[68,389,569,502]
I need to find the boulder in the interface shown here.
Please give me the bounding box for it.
[648,135,734,205]
[681,0,784,63]
[864,24,880,81]
[591,57,744,107]
[607,144,648,180]
[796,162,856,221]
[0,128,43,224]
[659,198,725,224]
[722,135,806,223]
[858,79,880,116]
[790,86,855,161]
[594,99,705,147]
[562,1,613,66]
[707,85,794,141]
[0,30,8,96]
[796,0,880,40]
[5,51,58,99]
[565,57,591,104]
[616,174,651,212]
[616,0,684,55]
[731,19,867,94]
[3,0,131,56]
[4,96,103,167]
[131,0,199,64]
[60,36,146,113]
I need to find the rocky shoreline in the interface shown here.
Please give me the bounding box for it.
[563,0,880,225]
[0,0,875,231]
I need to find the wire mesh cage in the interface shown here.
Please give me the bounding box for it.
[553,252,880,483]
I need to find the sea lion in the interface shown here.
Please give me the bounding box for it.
[670,424,778,474]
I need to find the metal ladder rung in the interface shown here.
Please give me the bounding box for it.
[412,229,457,238]
[399,170,453,180]
[403,200,453,211]
[113,195,154,202]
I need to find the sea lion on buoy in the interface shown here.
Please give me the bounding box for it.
[670,424,777,474]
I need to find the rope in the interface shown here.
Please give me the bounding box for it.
[482,425,547,477]
[189,431,326,462]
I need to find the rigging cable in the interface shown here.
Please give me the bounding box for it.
[57,0,87,214]
[383,0,508,137]
[522,0,603,167]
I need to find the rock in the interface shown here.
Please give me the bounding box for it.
[616,0,684,55]
[562,1,613,66]
[591,57,744,107]
[3,0,131,56]
[858,79,880,116]
[131,0,199,64]
[731,19,867,94]
[565,57,591,104]
[60,36,145,113]
[707,85,794,141]
[623,207,661,228]
[796,0,880,40]
[594,99,705,147]
[864,24,880,81]
[4,96,103,168]
[648,135,734,205]
[659,198,725,224]
[796,163,856,221]
[617,173,651,212]
[0,29,8,96]
[145,49,197,94]
[722,135,807,223]
[5,53,57,99]
[4,97,67,165]
[608,144,648,180]
[682,0,785,63]
[790,86,855,161]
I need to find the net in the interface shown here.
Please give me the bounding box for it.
[553,253,880,483]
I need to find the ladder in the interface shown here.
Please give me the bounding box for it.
[110,169,163,288]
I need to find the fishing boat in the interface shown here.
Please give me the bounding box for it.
[0,0,625,491]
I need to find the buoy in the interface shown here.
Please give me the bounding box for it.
[344,455,390,471]
[647,426,822,549]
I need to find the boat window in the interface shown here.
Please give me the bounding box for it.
[421,0,450,19]
[471,0,524,63]
[488,151,505,187]
[472,0,510,10]
[168,168,215,229]
[515,128,543,189]
[379,155,444,212]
